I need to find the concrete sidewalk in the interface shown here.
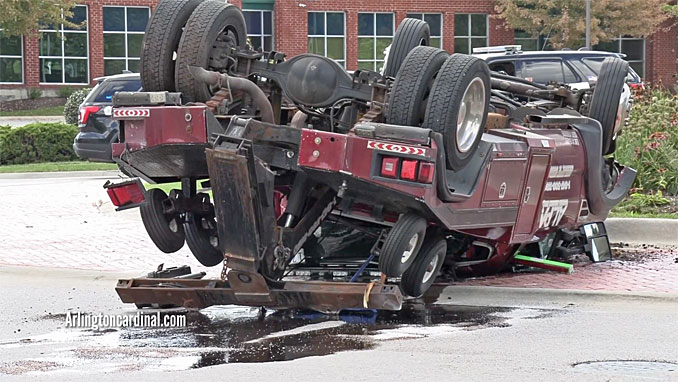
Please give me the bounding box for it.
[0,116,65,127]
[606,218,678,246]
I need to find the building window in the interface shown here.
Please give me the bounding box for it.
[454,13,488,54]
[308,12,345,67]
[243,10,273,51]
[358,13,394,72]
[39,5,88,84]
[514,30,552,51]
[103,6,150,75]
[0,30,23,83]
[594,36,645,78]
[406,13,442,48]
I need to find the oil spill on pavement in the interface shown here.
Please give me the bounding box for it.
[0,303,550,375]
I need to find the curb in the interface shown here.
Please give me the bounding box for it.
[605,218,678,246]
[434,285,678,305]
[0,170,123,180]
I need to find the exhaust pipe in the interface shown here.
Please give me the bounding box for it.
[188,65,275,124]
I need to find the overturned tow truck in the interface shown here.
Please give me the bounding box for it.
[106,0,635,312]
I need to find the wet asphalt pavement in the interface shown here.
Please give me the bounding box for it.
[0,267,676,381]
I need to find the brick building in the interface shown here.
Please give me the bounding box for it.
[0,0,676,100]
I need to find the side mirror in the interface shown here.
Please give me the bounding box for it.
[582,222,612,262]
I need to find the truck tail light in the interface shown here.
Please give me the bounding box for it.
[380,157,399,178]
[104,179,145,207]
[417,162,435,184]
[400,159,418,181]
[79,106,100,125]
[380,156,434,184]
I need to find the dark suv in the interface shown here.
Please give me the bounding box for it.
[73,73,142,162]
[473,46,644,89]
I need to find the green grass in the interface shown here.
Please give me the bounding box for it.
[0,105,65,117]
[0,161,118,173]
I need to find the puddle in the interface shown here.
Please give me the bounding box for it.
[0,303,544,375]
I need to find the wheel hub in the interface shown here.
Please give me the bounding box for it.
[456,77,486,153]
[401,233,420,264]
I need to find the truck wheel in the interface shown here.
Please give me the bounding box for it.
[424,54,490,171]
[175,0,247,102]
[387,46,448,127]
[184,211,223,267]
[382,18,430,78]
[140,189,185,253]
[588,57,629,155]
[400,236,446,297]
[378,213,427,277]
[140,0,204,92]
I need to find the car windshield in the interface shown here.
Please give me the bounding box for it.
[89,79,142,103]
[581,57,642,83]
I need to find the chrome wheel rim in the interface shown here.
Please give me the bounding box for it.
[401,233,420,264]
[422,254,439,284]
[456,77,486,153]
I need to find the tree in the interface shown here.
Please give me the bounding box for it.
[495,0,671,49]
[0,0,80,37]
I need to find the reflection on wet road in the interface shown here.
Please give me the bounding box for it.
[0,302,550,375]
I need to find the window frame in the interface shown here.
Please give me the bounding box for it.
[0,30,24,84]
[307,11,346,67]
[357,12,395,72]
[242,9,274,52]
[38,4,89,85]
[454,13,489,54]
[406,13,443,48]
[103,5,150,76]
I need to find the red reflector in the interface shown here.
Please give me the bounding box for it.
[107,183,145,207]
[418,162,435,183]
[400,159,418,181]
[381,157,399,178]
[79,106,100,124]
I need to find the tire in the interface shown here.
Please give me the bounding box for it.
[140,189,185,253]
[387,46,448,127]
[175,0,247,102]
[184,212,223,267]
[378,213,428,277]
[424,54,491,170]
[140,0,204,92]
[588,57,629,155]
[401,236,446,297]
[383,18,430,78]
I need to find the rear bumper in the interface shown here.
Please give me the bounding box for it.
[73,133,115,163]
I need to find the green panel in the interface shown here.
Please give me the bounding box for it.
[104,34,125,57]
[64,58,87,83]
[64,32,87,57]
[40,58,62,82]
[358,61,374,71]
[454,37,469,54]
[358,37,374,60]
[104,59,125,76]
[430,37,442,48]
[0,57,22,82]
[40,32,62,56]
[326,37,344,59]
[308,37,324,55]
[375,37,391,60]
[0,32,22,56]
[242,0,274,11]
[127,34,143,58]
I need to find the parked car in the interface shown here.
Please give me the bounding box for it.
[73,73,142,162]
[472,45,644,90]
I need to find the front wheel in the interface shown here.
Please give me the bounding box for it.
[424,54,490,170]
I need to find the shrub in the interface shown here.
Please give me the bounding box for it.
[0,122,79,165]
[28,88,43,100]
[58,86,75,98]
[64,87,91,125]
[615,86,678,195]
